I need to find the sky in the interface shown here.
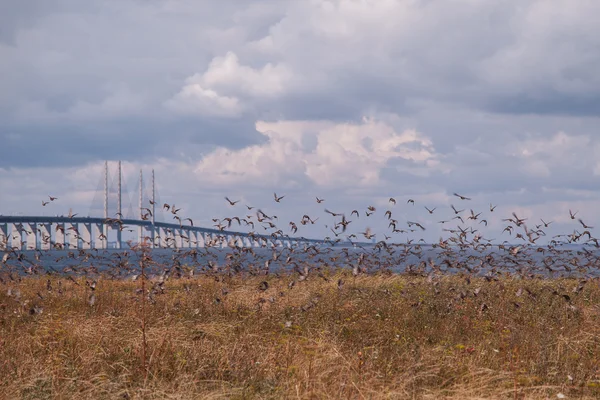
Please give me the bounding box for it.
[1,0,600,244]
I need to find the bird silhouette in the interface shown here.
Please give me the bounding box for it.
[569,209,578,220]
[453,192,471,201]
[225,197,240,206]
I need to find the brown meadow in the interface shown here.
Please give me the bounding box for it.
[1,273,599,399]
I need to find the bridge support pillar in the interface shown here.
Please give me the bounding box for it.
[67,223,78,250]
[167,229,175,248]
[55,223,66,250]
[81,223,92,250]
[159,228,165,248]
[154,227,162,248]
[164,228,173,248]
[186,230,192,248]
[11,224,23,251]
[176,229,181,248]
[25,223,37,250]
[102,223,108,249]
[162,227,169,248]
[183,229,189,248]
[175,229,183,248]
[149,225,155,248]
[0,223,8,250]
[93,223,104,249]
[157,227,165,248]
[39,224,51,250]
[151,227,158,248]
[116,228,122,249]
[179,229,186,247]
[162,228,168,248]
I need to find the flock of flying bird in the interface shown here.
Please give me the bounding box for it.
[2,190,600,313]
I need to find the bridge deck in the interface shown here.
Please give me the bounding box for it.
[0,215,336,244]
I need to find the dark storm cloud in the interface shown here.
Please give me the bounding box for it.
[0,0,286,164]
[0,116,261,169]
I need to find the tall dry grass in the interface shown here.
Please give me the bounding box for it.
[1,272,599,399]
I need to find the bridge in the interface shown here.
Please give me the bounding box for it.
[0,215,327,251]
[0,161,343,251]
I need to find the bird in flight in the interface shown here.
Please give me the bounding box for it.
[360,227,375,239]
[316,197,325,203]
[407,221,426,231]
[453,192,471,201]
[42,200,49,206]
[325,209,344,217]
[424,206,436,214]
[407,199,415,205]
[49,196,58,201]
[224,197,240,206]
[389,198,396,205]
[451,205,464,215]
[569,209,578,220]
[274,193,285,203]
[540,218,553,228]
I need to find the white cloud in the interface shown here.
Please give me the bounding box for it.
[200,51,292,97]
[165,51,292,117]
[164,83,243,117]
[194,117,442,188]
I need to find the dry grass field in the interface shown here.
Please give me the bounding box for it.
[1,272,599,399]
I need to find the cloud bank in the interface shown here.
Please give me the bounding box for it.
[1,0,599,242]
